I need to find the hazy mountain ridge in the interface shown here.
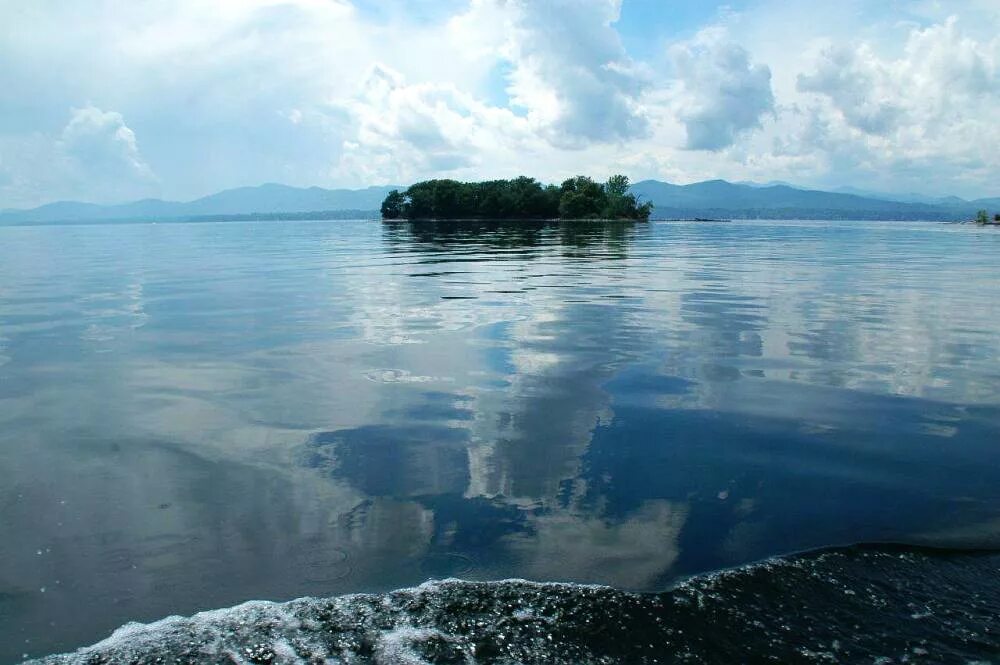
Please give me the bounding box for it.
[630,180,995,220]
[1,180,995,224]
[0,184,400,224]
[831,186,968,206]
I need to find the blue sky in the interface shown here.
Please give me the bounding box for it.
[1,0,998,208]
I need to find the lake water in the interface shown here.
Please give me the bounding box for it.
[2,219,1000,662]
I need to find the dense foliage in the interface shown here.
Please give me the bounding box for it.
[974,210,1000,224]
[381,175,652,221]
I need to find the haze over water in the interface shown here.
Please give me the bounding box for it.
[2,219,1000,661]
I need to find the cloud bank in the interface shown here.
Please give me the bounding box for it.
[0,0,998,207]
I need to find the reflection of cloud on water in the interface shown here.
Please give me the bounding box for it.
[364,369,452,384]
[913,514,1000,549]
[335,498,435,561]
[78,280,150,350]
[635,222,1000,407]
[338,257,531,347]
[505,501,688,590]
[462,302,624,502]
[0,430,369,652]
[325,224,644,509]
[299,226,667,586]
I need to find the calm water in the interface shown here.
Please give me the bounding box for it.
[2,219,1000,662]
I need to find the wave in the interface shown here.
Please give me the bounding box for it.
[31,544,1000,664]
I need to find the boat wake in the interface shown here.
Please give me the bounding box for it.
[33,544,1000,664]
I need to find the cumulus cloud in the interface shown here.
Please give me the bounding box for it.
[332,0,650,185]
[60,106,156,184]
[797,46,903,135]
[346,66,477,175]
[669,27,775,151]
[0,107,157,207]
[333,64,535,185]
[798,17,1000,135]
[501,0,650,146]
[792,16,1000,191]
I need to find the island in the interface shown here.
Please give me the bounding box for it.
[380,175,653,221]
[973,210,1000,225]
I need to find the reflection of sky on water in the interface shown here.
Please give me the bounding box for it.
[1,219,1000,660]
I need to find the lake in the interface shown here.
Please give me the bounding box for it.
[2,219,1000,662]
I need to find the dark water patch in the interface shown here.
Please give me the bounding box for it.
[308,426,471,497]
[409,272,473,278]
[32,545,1000,664]
[580,392,1000,570]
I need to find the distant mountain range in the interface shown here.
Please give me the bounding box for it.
[0,184,400,224]
[2,180,997,224]
[629,180,999,221]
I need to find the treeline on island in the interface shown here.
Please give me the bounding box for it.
[380,175,653,221]
[975,210,1000,225]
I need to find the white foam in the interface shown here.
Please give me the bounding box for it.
[374,627,466,665]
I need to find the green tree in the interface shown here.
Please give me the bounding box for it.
[405,182,435,219]
[381,174,651,221]
[558,176,606,218]
[432,179,463,218]
[976,210,990,224]
[995,213,1000,223]
[635,199,654,222]
[605,174,630,198]
[602,175,632,219]
[380,190,405,219]
[559,192,594,219]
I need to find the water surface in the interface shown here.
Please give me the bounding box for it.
[1,219,999,661]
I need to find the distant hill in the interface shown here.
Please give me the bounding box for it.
[629,180,989,221]
[1,180,995,225]
[0,183,399,224]
[830,186,967,206]
[973,197,1000,209]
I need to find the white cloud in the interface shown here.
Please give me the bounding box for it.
[796,16,1000,137]
[333,64,535,185]
[791,16,1000,193]
[1,0,999,205]
[669,27,775,151]
[797,45,903,135]
[501,0,650,146]
[0,106,157,208]
[60,106,156,185]
[331,0,652,185]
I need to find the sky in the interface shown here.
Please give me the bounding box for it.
[1,0,999,209]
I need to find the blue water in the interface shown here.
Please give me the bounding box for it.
[1,219,999,662]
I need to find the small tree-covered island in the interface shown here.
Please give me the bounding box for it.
[380,175,653,221]
[974,210,1000,225]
